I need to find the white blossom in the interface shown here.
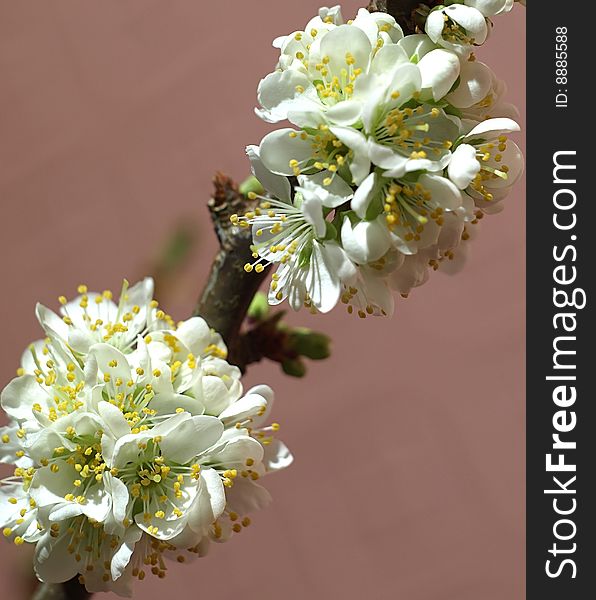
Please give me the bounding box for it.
[243,5,523,316]
[0,292,291,596]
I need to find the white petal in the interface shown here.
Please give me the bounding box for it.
[244,385,274,427]
[371,44,409,76]
[322,241,358,282]
[150,392,205,417]
[219,393,268,427]
[104,473,129,534]
[158,415,224,463]
[88,344,132,383]
[226,478,272,515]
[448,144,481,189]
[465,0,509,17]
[420,173,463,211]
[359,266,396,316]
[306,243,341,313]
[297,171,353,208]
[35,304,69,341]
[447,60,493,108]
[259,128,313,176]
[98,401,130,439]
[256,70,313,121]
[325,100,362,126]
[1,375,48,421]
[246,144,292,202]
[351,172,378,219]
[369,143,409,176]
[34,532,79,584]
[425,9,448,43]
[389,254,430,294]
[341,216,392,264]
[301,196,326,238]
[111,526,143,580]
[174,317,211,356]
[187,468,226,535]
[445,5,488,44]
[209,436,264,468]
[329,126,370,185]
[464,117,520,140]
[418,49,460,101]
[352,7,380,47]
[398,34,437,61]
[318,25,372,80]
[30,464,79,508]
[262,438,294,472]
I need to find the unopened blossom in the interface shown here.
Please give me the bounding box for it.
[425,4,488,55]
[1,289,292,596]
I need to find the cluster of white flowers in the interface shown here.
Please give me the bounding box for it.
[236,3,524,317]
[0,279,291,596]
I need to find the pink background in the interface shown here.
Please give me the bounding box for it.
[0,1,525,599]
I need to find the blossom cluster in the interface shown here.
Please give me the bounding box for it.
[238,2,524,316]
[0,279,291,596]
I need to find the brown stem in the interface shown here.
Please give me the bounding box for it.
[193,173,270,369]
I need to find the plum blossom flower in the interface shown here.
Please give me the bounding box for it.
[35,278,173,358]
[234,146,357,313]
[257,7,404,126]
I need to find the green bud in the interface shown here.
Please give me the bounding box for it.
[289,328,331,360]
[239,175,264,198]
[247,292,269,321]
[281,358,307,378]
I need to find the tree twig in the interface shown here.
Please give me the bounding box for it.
[193,173,271,369]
